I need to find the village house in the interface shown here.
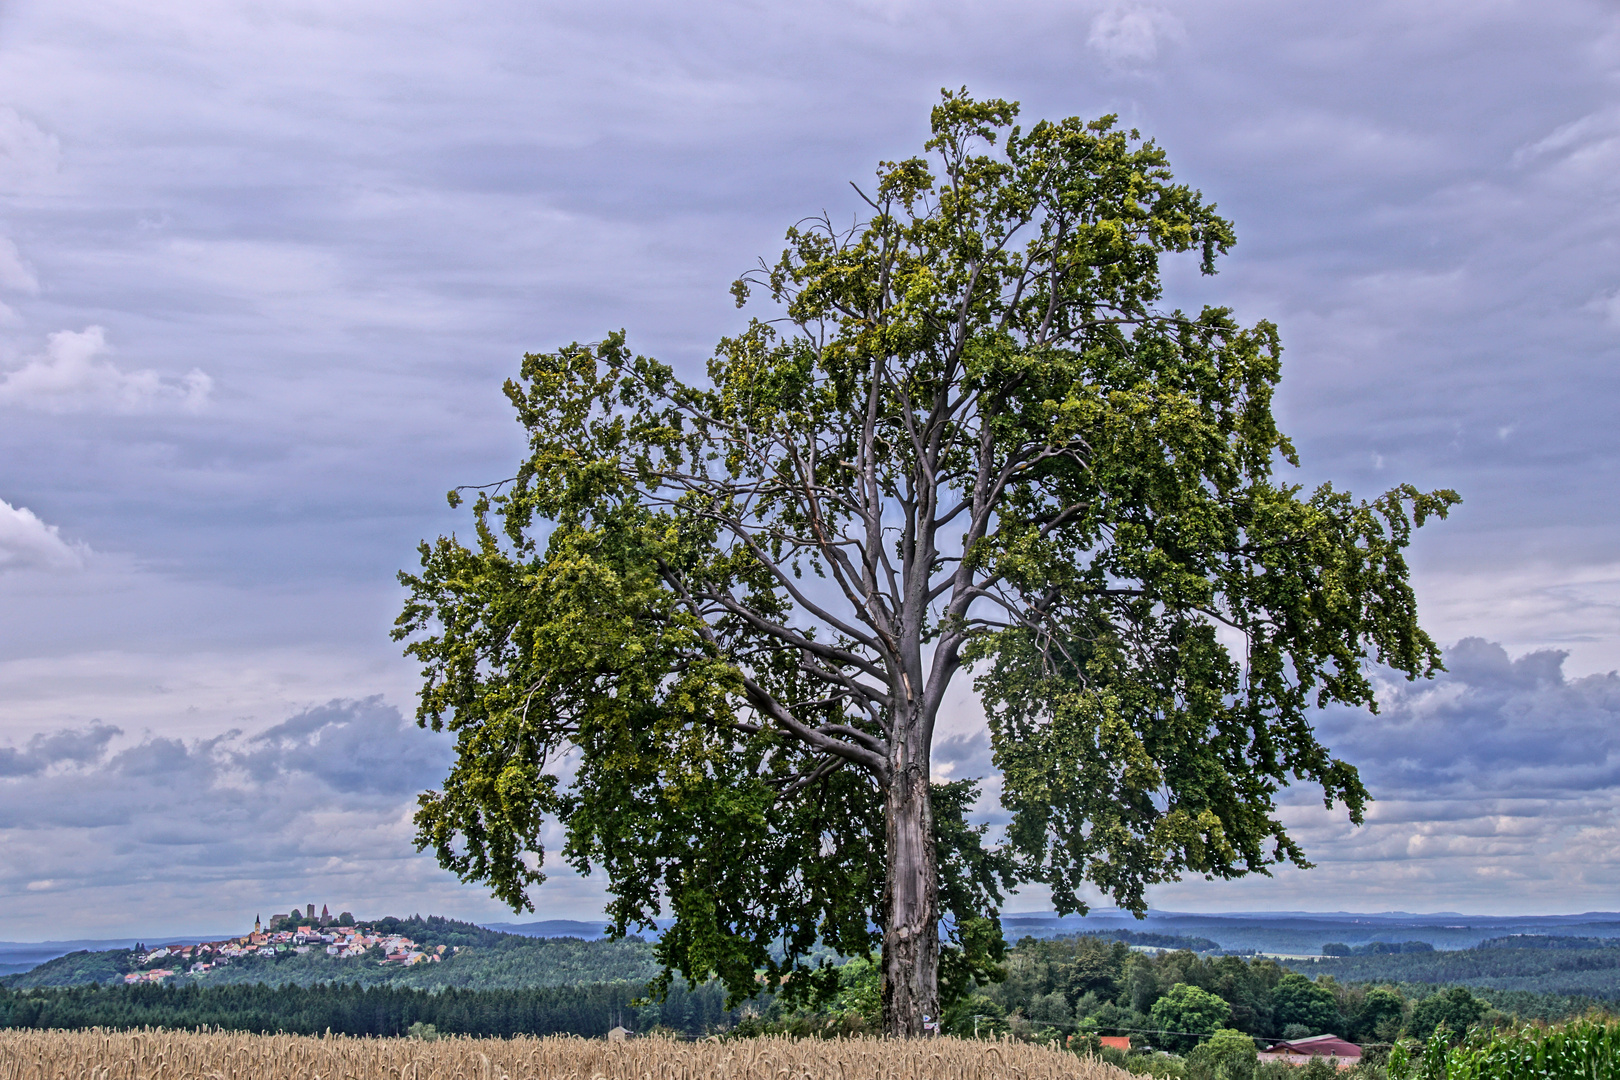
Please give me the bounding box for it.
[130,906,445,981]
[1260,1035,1363,1069]
[124,969,175,984]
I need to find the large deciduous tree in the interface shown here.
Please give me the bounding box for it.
[395,91,1456,1037]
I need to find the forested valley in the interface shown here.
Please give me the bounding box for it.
[1297,936,1620,998]
[2,921,1616,1044]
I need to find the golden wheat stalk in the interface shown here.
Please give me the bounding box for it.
[0,1029,1133,1080]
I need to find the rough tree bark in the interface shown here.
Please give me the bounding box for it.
[882,747,940,1036]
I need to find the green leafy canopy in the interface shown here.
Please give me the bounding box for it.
[394,89,1456,1012]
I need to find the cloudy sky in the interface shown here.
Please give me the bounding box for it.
[1,0,1618,940]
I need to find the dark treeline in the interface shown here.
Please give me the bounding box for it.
[1075,931,1224,954]
[1475,935,1620,951]
[941,936,1614,1047]
[1467,986,1615,1023]
[0,979,743,1038]
[1296,938,1620,998]
[1321,941,1434,956]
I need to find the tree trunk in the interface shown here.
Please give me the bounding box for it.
[881,754,939,1037]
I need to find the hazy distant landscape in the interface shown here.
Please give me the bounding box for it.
[13,908,1620,984]
[7,1,1620,1074]
[5,908,1620,1041]
[999,910,1620,954]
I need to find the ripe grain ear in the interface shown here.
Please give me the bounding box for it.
[0,1028,1132,1080]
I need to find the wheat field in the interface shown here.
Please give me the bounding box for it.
[0,1028,1132,1080]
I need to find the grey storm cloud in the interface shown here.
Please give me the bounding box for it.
[926,636,1620,914]
[0,700,450,833]
[936,638,1620,845]
[0,720,120,777]
[0,699,469,933]
[1152,637,1620,910]
[238,697,451,796]
[932,731,996,783]
[1317,639,1620,799]
[0,0,1611,592]
[2,0,1620,929]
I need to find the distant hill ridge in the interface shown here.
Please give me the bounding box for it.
[998,909,1620,954]
[1041,929,1226,954]
[9,908,1620,987]
[0,914,659,992]
[482,920,616,940]
[1474,934,1620,950]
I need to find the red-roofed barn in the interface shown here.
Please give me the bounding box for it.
[1259,1034,1362,1068]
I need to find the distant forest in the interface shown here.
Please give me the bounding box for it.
[1295,936,1620,999]
[0,980,735,1038]
[2,919,1617,1042]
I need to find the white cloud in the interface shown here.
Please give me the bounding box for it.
[1585,287,1620,327]
[0,237,38,294]
[0,326,212,413]
[1512,107,1620,170]
[0,106,60,196]
[0,499,87,572]
[1087,3,1183,64]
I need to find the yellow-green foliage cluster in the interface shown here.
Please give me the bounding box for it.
[1389,1016,1619,1080]
[0,1028,1133,1080]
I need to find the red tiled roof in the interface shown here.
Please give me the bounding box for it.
[1267,1035,1361,1058]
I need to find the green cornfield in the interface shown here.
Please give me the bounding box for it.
[1388,1017,1619,1080]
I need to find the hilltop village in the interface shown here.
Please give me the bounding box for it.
[125,904,448,984]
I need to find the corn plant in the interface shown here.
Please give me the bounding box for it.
[1387,1018,1619,1080]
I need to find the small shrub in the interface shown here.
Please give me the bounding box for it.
[1295,1058,1337,1080]
[1185,1028,1257,1080]
[1120,1052,1186,1079]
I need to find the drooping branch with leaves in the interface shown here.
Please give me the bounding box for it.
[395,90,1457,1037]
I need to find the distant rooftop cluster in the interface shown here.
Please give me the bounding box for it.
[124,905,449,984]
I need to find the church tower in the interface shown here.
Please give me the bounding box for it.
[254,914,261,934]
